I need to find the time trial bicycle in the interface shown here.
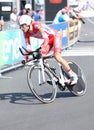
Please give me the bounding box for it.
[19,46,87,104]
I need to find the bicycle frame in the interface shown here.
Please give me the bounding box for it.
[19,46,68,88]
[43,60,67,88]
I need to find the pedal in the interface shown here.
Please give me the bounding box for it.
[56,81,66,91]
[64,82,76,91]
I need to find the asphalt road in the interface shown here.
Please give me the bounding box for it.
[0,18,94,130]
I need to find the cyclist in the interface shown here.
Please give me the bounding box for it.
[19,15,78,85]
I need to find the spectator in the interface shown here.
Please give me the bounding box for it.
[18,4,34,25]
[0,19,4,31]
[39,9,45,21]
[25,3,34,19]
[10,8,18,22]
[53,8,63,24]
[68,6,85,40]
[53,7,70,24]
[18,8,27,23]
[70,7,85,24]
[83,1,90,10]
[58,14,65,23]
[58,8,71,23]
[19,8,27,16]
[34,10,41,21]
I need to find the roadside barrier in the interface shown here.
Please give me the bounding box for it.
[0,19,79,74]
[51,19,79,48]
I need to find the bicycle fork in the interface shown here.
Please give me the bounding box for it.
[38,58,46,85]
[58,63,66,86]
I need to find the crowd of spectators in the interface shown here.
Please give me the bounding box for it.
[52,0,91,24]
[9,4,44,27]
[0,1,91,31]
[53,5,86,24]
[0,3,45,31]
[52,2,89,40]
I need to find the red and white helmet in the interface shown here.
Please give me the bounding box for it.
[19,15,32,26]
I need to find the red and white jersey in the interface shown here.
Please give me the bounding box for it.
[24,21,62,56]
[25,22,56,40]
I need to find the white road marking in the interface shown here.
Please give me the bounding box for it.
[63,46,94,56]
[87,18,94,24]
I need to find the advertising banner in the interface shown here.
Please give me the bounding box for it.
[0,29,26,66]
[68,20,79,44]
[50,22,68,46]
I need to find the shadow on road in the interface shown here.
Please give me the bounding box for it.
[56,91,75,98]
[0,91,75,105]
[0,92,42,105]
[78,40,94,43]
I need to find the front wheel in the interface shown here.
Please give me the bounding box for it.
[67,61,87,96]
[27,64,57,103]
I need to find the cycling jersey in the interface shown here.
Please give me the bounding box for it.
[24,22,62,55]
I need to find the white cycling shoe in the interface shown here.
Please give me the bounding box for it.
[66,72,78,85]
[70,73,78,85]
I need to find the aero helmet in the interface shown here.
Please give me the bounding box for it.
[19,15,32,26]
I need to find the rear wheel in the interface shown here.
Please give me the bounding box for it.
[27,64,57,103]
[67,61,87,96]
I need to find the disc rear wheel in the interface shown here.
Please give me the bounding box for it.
[67,61,87,96]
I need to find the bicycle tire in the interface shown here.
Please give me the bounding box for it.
[67,61,87,96]
[27,64,57,103]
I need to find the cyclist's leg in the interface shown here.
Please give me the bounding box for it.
[54,32,78,85]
